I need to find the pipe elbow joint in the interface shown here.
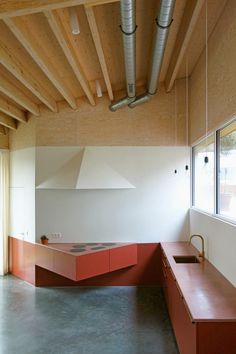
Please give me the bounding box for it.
[109,96,136,112]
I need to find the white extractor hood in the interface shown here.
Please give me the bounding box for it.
[36,148,135,190]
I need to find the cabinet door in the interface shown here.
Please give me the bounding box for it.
[9,238,35,285]
[11,237,25,279]
[169,272,197,354]
[162,257,171,312]
[53,250,77,281]
[36,244,54,272]
[76,250,109,281]
[198,322,236,354]
[110,244,137,272]
[23,241,35,285]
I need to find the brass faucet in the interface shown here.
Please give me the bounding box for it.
[189,234,205,260]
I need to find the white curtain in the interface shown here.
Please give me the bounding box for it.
[0,150,9,276]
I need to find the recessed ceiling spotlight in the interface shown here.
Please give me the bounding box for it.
[69,8,80,35]
[96,80,103,98]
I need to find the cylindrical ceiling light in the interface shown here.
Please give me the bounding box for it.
[69,8,80,35]
[96,80,103,98]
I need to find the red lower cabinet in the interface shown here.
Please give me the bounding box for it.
[163,264,196,354]
[197,322,236,354]
[9,237,35,285]
[76,250,110,281]
[110,244,137,272]
[36,244,54,272]
[161,250,236,354]
[23,242,36,285]
[168,269,196,354]
[54,251,77,281]
[11,237,25,280]
[161,256,170,309]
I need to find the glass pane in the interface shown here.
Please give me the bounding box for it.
[193,135,215,213]
[219,121,236,219]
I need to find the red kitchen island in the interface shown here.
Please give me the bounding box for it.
[36,242,138,281]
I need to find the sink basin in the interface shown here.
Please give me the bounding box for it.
[173,255,200,264]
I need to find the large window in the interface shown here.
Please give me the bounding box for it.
[193,135,214,213]
[192,119,236,222]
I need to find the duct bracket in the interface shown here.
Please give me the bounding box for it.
[120,24,138,36]
[155,17,173,29]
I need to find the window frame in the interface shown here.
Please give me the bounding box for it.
[191,116,236,225]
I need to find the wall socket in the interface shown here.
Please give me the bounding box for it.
[46,233,62,239]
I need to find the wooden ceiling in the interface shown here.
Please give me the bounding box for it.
[0,0,227,135]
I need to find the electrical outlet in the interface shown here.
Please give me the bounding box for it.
[46,233,62,239]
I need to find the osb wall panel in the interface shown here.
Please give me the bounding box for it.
[190,0,236,144]
[36,81,187,147]
[0,134,9,149]
[9,117,36,151]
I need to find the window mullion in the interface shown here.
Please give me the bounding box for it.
[215,130,220,214]
[191,147,195,207]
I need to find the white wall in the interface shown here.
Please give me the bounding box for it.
[36,146,190,243]
[9,148,35,243]
[190,208,236,287]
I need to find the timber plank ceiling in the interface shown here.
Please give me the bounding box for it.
[0,0,227,134]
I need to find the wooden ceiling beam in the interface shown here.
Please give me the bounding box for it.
[165,0,205,92]
[0,112,17,130]
[0,0,119,19]
[45,10,95,106]
[85,6,113,101]
[0,40,57,112]
[0,96,27,123]
[0,125,8,135]
[85,0,119,8]
[0,74,40,116]
[4,17,77,110]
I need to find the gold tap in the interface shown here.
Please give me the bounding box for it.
[189,234,205,260]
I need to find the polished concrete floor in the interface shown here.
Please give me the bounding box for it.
[0,276,179,354]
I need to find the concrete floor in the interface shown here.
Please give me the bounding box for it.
[0,276,179,354]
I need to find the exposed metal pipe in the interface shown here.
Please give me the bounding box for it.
[109,0,136,112]
[129,0,175,108]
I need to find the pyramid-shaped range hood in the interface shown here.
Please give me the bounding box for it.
[36,148,135,190]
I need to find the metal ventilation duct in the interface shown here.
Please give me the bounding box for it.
[109,0,136,111]
[129,0,175,108]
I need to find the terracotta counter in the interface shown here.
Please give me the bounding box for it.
[38,242,132,256]
[161,242,236,322]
